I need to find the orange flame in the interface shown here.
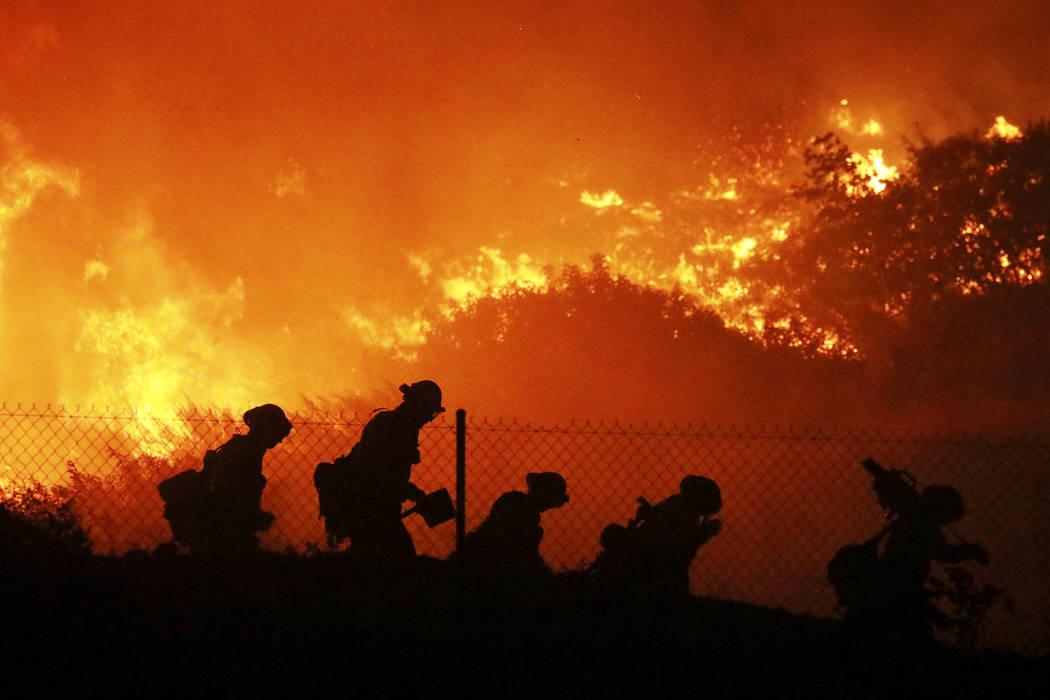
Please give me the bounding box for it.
[1,121,80,292]
[985,116,1023,141]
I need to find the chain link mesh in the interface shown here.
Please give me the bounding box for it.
[1,405,1047,656]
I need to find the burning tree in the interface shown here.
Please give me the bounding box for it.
[762,121,1050,350]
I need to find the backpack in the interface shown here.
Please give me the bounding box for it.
[158,468,204,506]
[313,454,359,539]
[827,527,890,613]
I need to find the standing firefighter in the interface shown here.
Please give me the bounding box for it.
[158,404,292,556]
[315,380,445,563]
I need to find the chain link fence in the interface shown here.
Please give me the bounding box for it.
[2,405,1047,656]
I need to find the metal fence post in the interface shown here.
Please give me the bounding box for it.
[455,408,466,605]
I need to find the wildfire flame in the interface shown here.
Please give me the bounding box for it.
[47,101,1010,411]
[0,0,1044,457]
[845,148,899,195]
[5,106,1028,418]
[985,116,1023,142]
[1,122,80,293]
[833,99,884,136]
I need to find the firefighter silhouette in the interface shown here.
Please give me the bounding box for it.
[592,475,722,599]
[315,380,445,564]
[879,485,989,645]
[828,459,989,646]
[158,403,292,555]
[461,471,570,585]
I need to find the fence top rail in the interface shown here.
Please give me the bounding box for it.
[2,404,1049,447]
[463,417,1050,447]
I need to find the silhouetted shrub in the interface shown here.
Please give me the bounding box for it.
[0,474,93,564]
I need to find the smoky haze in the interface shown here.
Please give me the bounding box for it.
[1,0,1049,419]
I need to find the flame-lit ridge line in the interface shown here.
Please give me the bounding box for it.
[347,114,1032,364]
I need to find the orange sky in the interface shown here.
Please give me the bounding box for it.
[2,0,1049,412]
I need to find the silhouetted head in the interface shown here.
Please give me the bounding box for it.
[679,475,721,515]
[399,380,446,424]
[525,471,569,511]
[920,485,965,524]
[243,404,292,448]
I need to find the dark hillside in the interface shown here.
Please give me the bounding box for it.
[2,540,1045,696]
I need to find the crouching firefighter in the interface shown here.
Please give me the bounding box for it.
[591,475,723,599]
[827,458,989,646]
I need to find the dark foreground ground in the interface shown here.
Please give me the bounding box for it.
[2,548,1047,697]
